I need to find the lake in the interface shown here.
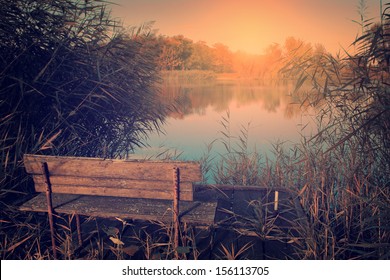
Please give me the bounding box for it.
[135,74,315,162]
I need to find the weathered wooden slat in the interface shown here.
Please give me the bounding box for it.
[32,176,194,192]
[194,184,294,193]
[24,154,202,182]
[33,184,194,201]
[19,193,217,226]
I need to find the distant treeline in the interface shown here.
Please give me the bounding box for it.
[140,33,329,80]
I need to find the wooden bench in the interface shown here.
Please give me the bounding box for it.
[19,154,218,258]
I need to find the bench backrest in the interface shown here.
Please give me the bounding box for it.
[23,154,202,201]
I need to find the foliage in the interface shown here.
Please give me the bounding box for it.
[276,2,389,259]
[152,35,194,70]
[153,33,328,79]
[280,3,390,177]
[0,0,167,195]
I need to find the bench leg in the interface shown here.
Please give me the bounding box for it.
[75,214,83,247]
[41,162,57,259]
[173,167,180,259]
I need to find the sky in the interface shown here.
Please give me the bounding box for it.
[110,0,383,55]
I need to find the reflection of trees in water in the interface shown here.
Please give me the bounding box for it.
[158,76,308,119]
[284,87,325,119]
[159,79,234,117]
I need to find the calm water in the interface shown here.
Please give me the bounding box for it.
[134,77,315,161]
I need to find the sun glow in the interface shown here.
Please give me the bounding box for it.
[112,0,381,55]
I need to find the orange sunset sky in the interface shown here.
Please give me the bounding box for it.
[110,0,383,55]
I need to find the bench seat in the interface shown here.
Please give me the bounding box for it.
[19,193,218,226]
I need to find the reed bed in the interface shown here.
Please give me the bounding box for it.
[203,108,389,259]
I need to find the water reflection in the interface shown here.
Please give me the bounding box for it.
[159,78,305,119]
[135,77,315,160]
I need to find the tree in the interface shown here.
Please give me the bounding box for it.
[154,35,193,70]
[173,35,193,70]
[187,41,215,70]
[262,43,283,80]
[213,43,233,73]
